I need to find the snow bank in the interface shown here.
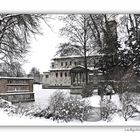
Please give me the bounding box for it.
[0,98,12,108]
[83,94,121,108]
[103,94,122,109]
[84,95,101,107]
[1,108,140,126]
[0,109,58,126]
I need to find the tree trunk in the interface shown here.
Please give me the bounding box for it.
[84,44,88,85]
[83,16,88,85]
[109,94,112,100]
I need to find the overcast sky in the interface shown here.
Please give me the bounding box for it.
[23,15,65,74]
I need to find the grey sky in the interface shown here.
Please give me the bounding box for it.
[23,15,65,74]
[22,14,127,74]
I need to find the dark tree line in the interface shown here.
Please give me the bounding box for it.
[56,14,140,84]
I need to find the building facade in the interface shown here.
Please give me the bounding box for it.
[42,55,102,89]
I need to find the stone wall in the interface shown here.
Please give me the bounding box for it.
[0,79,7,93]
[0,77,34,103]
[0,92,34,103]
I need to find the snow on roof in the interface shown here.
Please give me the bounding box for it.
[53,55,82,60]
[49,66,98,72]
[0,77,34,80]
[43,71,49,73]
[49,68,72,71]
[53,53,103,60]
[88,67,98,71]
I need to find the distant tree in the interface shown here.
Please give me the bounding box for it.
[0,62,26,77]
[0,14,48,64]
[28,67,40,78]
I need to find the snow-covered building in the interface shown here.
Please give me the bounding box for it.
[42,55,102,91]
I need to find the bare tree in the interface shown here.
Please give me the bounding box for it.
[56,14,96,84]
[100,98,117,122]
[0,14,48,64]
[28,67,41,83]
[28,67,40,77]
[120,92,138,121]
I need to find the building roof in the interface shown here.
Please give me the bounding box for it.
[0,77,34,80]
[70,66,91,73]
[53,54,103,60]
[49,66,98,72]
[43,71,50,73]
[49,68,72,71]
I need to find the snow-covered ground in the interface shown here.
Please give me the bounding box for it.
[1,84,140,126]
[1,108,140,126]
[17,84,70,109]
[34,84,70,107]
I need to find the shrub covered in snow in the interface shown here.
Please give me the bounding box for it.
[34,91,91,122]
[100,98,118,122]
[0,98,36,118]
[0,98,12,108]
[119,92,138,121]
[0,98,28,117]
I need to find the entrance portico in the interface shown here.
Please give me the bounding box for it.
[70,66,91,94]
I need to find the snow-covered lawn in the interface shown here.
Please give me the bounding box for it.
[34,84,70,108]
[17,84,70,109]
[1,84,140,126]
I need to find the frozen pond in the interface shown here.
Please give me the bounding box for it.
[15,84,70,109]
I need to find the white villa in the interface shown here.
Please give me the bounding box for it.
[42,55,102,90]
[42,20,117,94]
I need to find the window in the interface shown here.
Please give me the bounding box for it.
[61,62,63,66]
[56,73,58,77]
[65,62,67,66]
[94,60,96,64]
[45,75,49,78]
[74,62,77,65]
[51,62,54,68]
[60,72,63,77]
[8,80,12,83]
[65,72,67,77]
[70,61,72,65]
[82,76,85,82]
